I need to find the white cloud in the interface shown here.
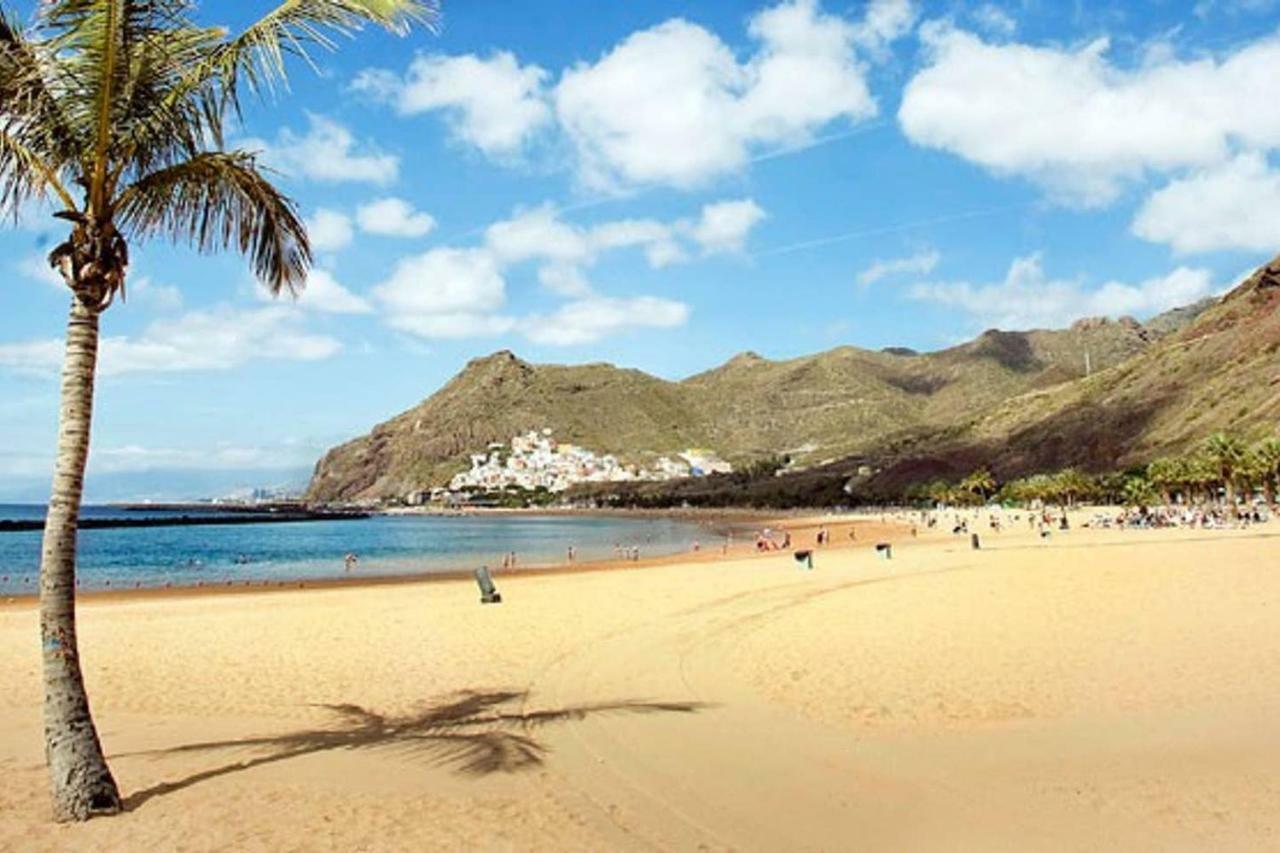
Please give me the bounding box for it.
[686,199,767,254]
[483,204,691,291]
[0,306,341,377]
[352,1,903,190]
[0,339,64,374]
[907,254,1217,329]
[1132,153,1280,254]
[523,296,690,346]
[129,276,183,313]
[644,240,688,269]
[372,248,512,339]
[850,0,920,56]
[484,200,761,280]
[971,3,1016,36]
[554,0,883,191]
[373,197,761,341]
[485,205,591,265]
[289,269,372,315]
[554,21,743,191]
[857,249,940,285]
[356,197,436,238]
[18,254,63,290]
[248,114,399,185]
[353,52,551,156]
[536,263,593,297]
[589,219,676,252]
[899,26,1280,205]
[306,209,355,252]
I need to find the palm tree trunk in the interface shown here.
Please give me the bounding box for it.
[40,298,121,822]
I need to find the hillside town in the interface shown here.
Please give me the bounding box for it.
[442,429,732,497]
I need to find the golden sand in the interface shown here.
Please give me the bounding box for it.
[1,514,1276,851]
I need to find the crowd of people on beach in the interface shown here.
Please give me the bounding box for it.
[918,500,1273,538]
[1085,505,1270,529]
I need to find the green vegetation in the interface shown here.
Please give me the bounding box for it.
[912,433,1280,511]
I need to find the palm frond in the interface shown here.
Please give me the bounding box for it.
[108,23,229,181]
[115,150,310,294]
[0,7,80,213]
[0,126,74,216]
[34,1,205,208]
[199,0,437,107]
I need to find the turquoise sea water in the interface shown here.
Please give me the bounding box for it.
[0,505,715,596]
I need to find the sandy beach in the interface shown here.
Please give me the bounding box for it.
[2,513,1277,851]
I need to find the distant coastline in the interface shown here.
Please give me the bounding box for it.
[0,505,368,532]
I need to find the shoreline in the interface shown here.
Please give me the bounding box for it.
[0,513,903,608]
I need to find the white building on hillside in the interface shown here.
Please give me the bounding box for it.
[446,430,731,495]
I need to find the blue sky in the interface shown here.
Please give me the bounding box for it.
[2,0,1279,499]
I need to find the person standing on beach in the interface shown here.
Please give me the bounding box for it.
[344,553,358,572]
[567,545,576,564]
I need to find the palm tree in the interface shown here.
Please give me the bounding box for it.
[1180,451,1218,505]
[924,478,953,506]
[1050,468,1093,508]
[1146,456,1186,506]
[1250,437,1280,507]
[1,0,433,822]
[1018,473,1055,507]
[1122,475,1155,507]
[1202,432,1246,511]
[960,468,996,504]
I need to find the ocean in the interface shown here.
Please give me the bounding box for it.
[0,505,717,596]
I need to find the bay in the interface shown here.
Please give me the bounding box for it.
[0,505,717,595]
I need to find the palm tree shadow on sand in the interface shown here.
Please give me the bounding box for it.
[117,690,709,812]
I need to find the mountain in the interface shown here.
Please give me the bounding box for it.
[859,255,1280,494]
[587,257,1279,508]
[306,301,1212,504]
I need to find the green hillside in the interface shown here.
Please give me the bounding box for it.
[865,256,1280,492]
[306,300,1203,503]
